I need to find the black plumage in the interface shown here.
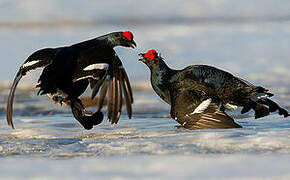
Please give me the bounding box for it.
[7,31,136,130]
[139,49,289,129]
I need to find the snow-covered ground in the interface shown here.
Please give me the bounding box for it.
[1,155,290,180]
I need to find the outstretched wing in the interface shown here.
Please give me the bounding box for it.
[94,54,133,124]
[6,55,53,129]
[75,46,133,124]
[170,89,241,129]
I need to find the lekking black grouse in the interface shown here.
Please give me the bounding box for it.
[139,49,289,129]
[7,31,136,130]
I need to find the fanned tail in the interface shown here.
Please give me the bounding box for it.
[241,86,289,118]
[258,98,289,118]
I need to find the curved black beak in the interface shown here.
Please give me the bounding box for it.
[129,40,137,48]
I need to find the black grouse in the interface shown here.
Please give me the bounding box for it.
[139,49,289,129]
[7,31,136,130]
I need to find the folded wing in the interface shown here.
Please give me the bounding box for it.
[170,89,241,129]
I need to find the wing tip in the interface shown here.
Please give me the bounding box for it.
[7,116,15,129]
[9,123,15,129]
[6,71,23,130]
[177,111,242,130]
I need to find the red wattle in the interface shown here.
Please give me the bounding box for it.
[123,31,133,40]
[144,49,158,60]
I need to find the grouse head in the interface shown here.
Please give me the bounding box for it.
[139,49,164,69]
[104,31,136,48]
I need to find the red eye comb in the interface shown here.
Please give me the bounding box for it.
[144,49,158,60]
[122,31,133,40]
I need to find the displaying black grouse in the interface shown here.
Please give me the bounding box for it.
[139,49,289,129]
[7,31,136,130]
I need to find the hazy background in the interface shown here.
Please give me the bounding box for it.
[1,0,290,87]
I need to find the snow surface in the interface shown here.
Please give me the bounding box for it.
[1,155,290,180]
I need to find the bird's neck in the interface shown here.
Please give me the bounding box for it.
[150,61,175,104]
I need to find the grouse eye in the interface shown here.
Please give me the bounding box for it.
[122,31,133,41]
[144,49,158,60]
